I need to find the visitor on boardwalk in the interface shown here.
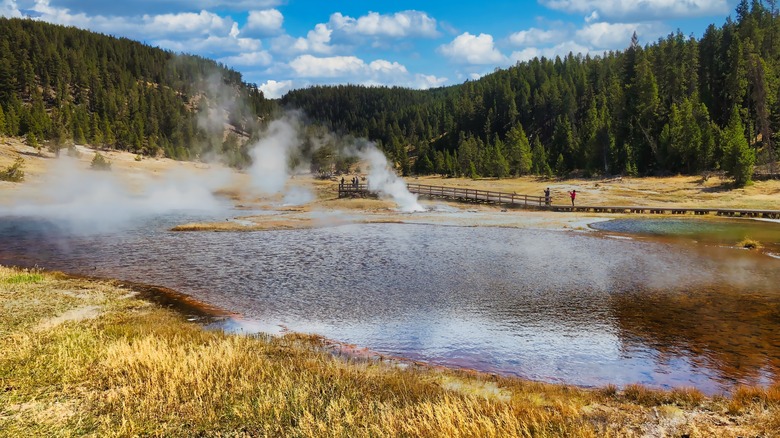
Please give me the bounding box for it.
[568,190,576,206]
[544,188,551,206]
[340,176,345,187]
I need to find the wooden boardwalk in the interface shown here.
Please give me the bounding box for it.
[337,183,780,219]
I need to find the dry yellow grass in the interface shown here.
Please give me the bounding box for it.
[410,174,780,210]
[1,265,779,437]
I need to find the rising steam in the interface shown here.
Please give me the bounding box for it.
[3,155,229,233]
[357,143,425,212]
[242,113,424,212]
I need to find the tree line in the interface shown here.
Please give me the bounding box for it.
[0,17,274,165]
[284,0,779,186]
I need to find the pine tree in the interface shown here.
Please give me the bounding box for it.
[469,161,479,179]
[506,124,532,175]
[554,153,567,177]
[722,107,755,186]
[531,137,552,176]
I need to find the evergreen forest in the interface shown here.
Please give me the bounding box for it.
[0,17,274,166]
[1,1,779,186]
[284,0,780,186]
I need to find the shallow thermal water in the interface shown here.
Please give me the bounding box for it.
[591,217,780,252]
[1,213,779,394]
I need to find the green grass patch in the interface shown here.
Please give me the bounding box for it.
[737,237,762,249]
[2,272,44,284]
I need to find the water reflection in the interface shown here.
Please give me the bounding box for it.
[0,215,778,394]
[612,288,780,388]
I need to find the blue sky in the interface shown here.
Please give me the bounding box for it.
[1,0,739,98]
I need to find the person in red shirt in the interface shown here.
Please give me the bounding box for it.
[568,189,576,206]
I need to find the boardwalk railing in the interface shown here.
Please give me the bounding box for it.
[406,183,547,207]
[337,182,780,218]
[338,182,547,207]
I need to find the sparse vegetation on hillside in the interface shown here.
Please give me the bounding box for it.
[0,156,24,182]
[90,152,111,171]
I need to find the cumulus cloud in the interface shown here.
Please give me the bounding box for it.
[438,32,507,65]
[271,9,440,56]
[413,73,448,89]
[9,1,266,58]
[259,79,293,98]
[218,50,272,67]
[0,0,22,17]
[576,21,667,49]
[243,9,283,36]
[328,10,439,38]
[156,32,262,56]
[293,24,335,54]
[289,55,366,77]
[288,54,407,78]
[540,0,728,21]
[509,27,566,46]
[27,2,235,39]
[511,41,591,62]
[505,16,669,63]
[28,0,283,16]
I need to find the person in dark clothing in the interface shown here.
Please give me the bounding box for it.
[340,176,345,187]
[544,187,551,206]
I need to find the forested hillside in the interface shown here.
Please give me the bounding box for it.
[0,18,275,165]
[284,0,779,185]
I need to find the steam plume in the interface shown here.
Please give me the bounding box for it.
[3,155,228,233]
[357,143,425,212]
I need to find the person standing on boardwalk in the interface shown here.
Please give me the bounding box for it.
[544,187,551,206]
[568,189,576,206]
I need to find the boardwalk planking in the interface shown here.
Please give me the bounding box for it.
[337,183,780,219]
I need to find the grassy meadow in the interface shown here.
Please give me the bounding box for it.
[2,265,780,437]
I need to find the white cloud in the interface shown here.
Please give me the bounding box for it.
[0,0,22,18]
[290,23,333,55]
[218,50,272,67]
[289,55,366,77]
[288,54,408,78]
[143,10,234,38]
[438,32,506,65]
[270,10,439,57]
[155,34,262,56]
[282,54,448,91]
[509,27,566,46]
[511,41,591,62]
[14,1,266,57]
[244,9,283,36]
[369,59,408,76]
[413,73,448,89]
[585,11,599,23]
[540,0,728,20]
[576,22,667,49]
[328,10,439,38]
[28,2,235,39]
[259,79,293,98]
[190,0,282,8]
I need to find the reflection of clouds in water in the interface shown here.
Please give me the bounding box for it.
[1,221,779,393]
